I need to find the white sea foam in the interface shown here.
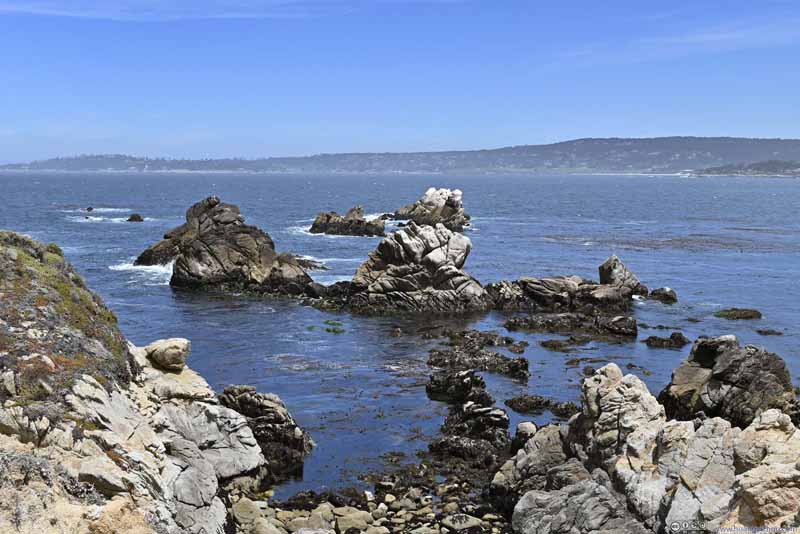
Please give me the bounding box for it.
[109,260,173,286]
[312,274,353,286]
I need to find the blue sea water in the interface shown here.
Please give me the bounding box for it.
[2,171,798,497]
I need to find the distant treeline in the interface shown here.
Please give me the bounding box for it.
[696,160,800,177]
[5,137,800,174]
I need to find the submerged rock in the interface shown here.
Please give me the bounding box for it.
[346,221,492,314]
[649,286,677,303]
[505,312,637,339]
[309,206,385,237]
[642,331,690,349]
[715,307,763,320]
[504,395,579,419]
[658,335,799,427]
[393,187,470,231]
[126,213,144,222]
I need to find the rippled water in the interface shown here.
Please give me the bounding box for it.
[2,172,798,497]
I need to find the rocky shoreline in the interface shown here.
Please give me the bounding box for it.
[2,194,798,534]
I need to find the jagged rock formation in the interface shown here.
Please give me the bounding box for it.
[658,335,800,427]
[218,385,314,485]
[496,358,800,534]
[393,187,470,231]
[135,196,313,295]
[598,254,649,296]
[0,231,309,533]
[487,256,645,314]
[309,205,385,237]
[346,221,493,314]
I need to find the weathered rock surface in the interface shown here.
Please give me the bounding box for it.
[309,206,385,237]
[487,256,646,314]
[649,286,677,303]
[504,395,579,419]
[715,307,763,320]
[219,384,314,484]
[658,335,799,427]
[598,254,649,296]
[642,331,690,349]
[135,196,314,295]
[0,231,308,533]
[505,312,637,339]
[145,337,191,371]
[426,370,494,406]
[393,187,470,231]
[346,221,492,314]
[504,359,800,534]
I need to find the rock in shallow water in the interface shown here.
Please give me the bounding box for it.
[393,187,470,231]
[346,221,492,314]
[309,205,385,237]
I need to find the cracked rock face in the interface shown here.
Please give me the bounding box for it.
[658,335,800,428]
[347,222,492,313]
[507,361,800,534]
[219,385,314,485]
[393,187,470,231]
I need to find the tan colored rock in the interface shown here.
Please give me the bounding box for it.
[145,337,191,371]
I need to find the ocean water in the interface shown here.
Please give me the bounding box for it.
[2,171,799,497]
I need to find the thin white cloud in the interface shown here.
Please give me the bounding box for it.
[0,0,463,20]
[557,15,800,67]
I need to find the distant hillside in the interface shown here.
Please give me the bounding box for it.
[696,160,800,177]
[5,137,800,174]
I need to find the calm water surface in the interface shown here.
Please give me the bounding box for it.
[2,172,798,497]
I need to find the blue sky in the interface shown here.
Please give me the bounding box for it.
[1,0,800,162]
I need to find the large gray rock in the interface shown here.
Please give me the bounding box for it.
[393,187,470,231]
[219,385,314,484]
[598,255,648,296]
[145,337,191,371]
[136,196,313,295]
[658,335,800,427]
[346,222,492,313]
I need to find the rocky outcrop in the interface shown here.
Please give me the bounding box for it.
[505,312,637,339]
[658,335,799,427]
[426,369,494,406]
[505,395,579,419]
[309,206,385,237]
[715,307,763,320]
[643,331,690,349]
[0,231,308,533]
[599,254,649,296]
[649,287,677,303]
[393,187,470,231]
[486,256,646,314]
[219,385,314,485]
[346,221,492,314]
[134,196,314,296]
[502,359,800,534]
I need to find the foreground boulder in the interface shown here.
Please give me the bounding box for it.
[309,205,385,237]
[346,221,492,313]
[0,231,309,533]
[658,335,799,427]
[393,187,470,231]
[135,196,313,294]
[598,254,649,296]
[502,360,800,533]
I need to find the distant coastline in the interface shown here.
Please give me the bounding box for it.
[5,136,800,176]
